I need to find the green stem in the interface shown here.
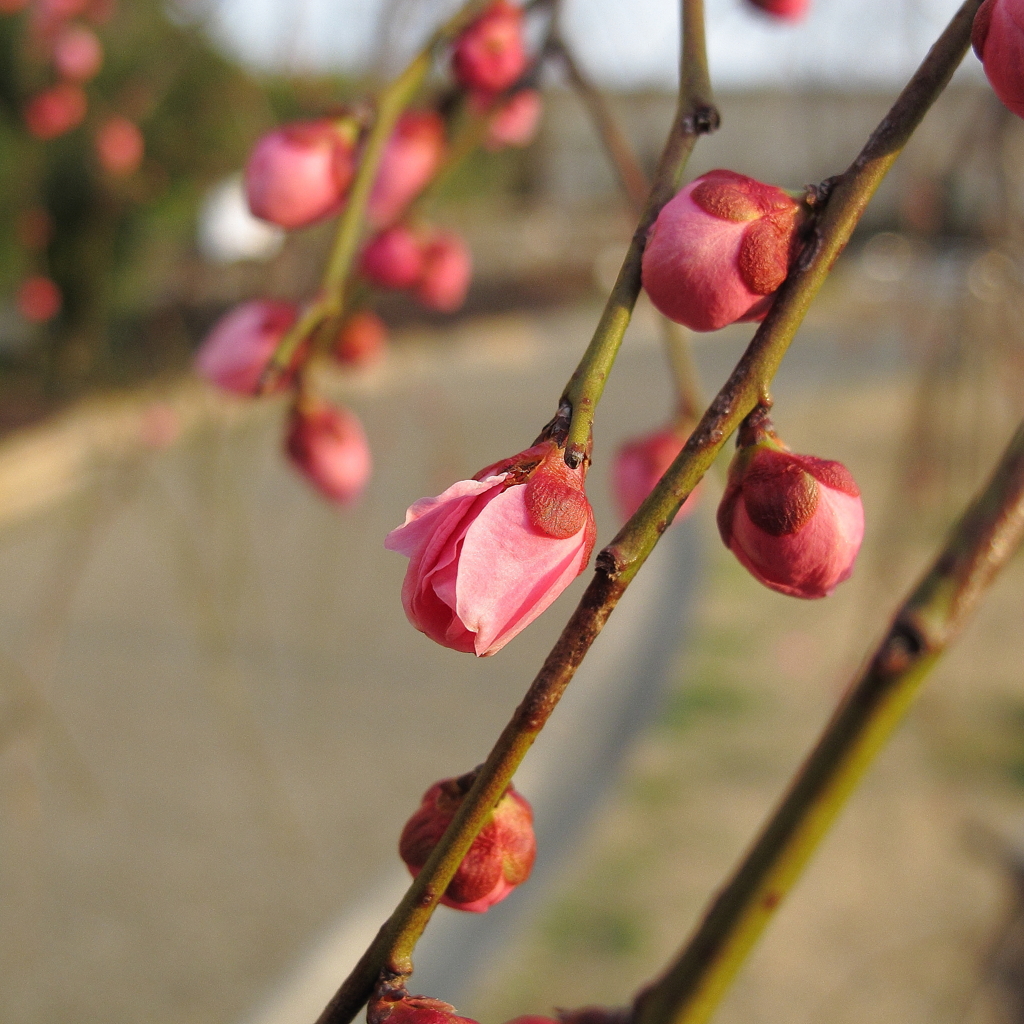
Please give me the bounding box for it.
[631,416,1024,1024]
[259,0,491,392]
[553,34,705,425]
[560,0,718,468]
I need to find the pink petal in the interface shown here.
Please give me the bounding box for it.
[455,485,592,655]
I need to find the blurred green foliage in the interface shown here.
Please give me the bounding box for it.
[0,0,278,415]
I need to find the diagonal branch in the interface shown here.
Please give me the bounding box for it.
[630,414,1024,1024]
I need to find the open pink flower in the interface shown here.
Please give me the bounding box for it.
[452,0,527,94]
[52,23,102,81]
[717,413,863,598]
[95,116,144,175]
[745,0,810,19]
[193,299,298,396]
[399,777,535,913]
[368,110,446,228]
[385,437,596,656]
[17,275,62,322]
[24,83,86,140]
[285,399,371,505]
[642,169,802,332]
[416,229,472,312]
[611,425,701,525]
[245,118,358,230]
[973,0,1024,120]
[334,310,387,367]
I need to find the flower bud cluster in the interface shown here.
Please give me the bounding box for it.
[361,225,473,314]
[386,435,596,656]
[11,0,144,172]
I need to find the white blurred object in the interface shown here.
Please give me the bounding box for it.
[198,174,285,264]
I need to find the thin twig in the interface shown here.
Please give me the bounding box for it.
[551,34,705,422]
[609,0,983,581]
[560,0,718,467]
[630,415,1024,1024]
[552,36,650,214]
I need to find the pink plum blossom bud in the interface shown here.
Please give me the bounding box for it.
[611,425,701,525]
[642,169,803,332]
[368,110,446,228]
[385,436,596,656]
[482,88,542,150]
[95,115,143,175]
[452,1,527,94]
[24,83,86,140]
[245,118,358,230]
[369,994,478,1024]
[717,411,864,599]
[52,23,102,81]
[399,776,536,912]
[194,299,298,396]
[745,0,810,19]
[334,310,387,367]
[416,230,472,312]
[361,225,425,290]
[973,0,1024,120]
[17,275,61,322]
[285,399,371,505]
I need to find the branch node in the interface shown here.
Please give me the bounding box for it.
[683,103,720,136]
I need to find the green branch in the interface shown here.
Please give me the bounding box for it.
[630,415,1024,1024]
[609,0,983,582]
[560,0,718,467]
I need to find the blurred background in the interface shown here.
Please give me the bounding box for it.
[2,1,1024,1023]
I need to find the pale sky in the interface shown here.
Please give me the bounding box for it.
[204,0,985,89]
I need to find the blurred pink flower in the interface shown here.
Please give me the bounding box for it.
[482,88,542,150]
[193,299,298,396]
[24,83,86,140]
[611,425,700,525]
[368,110,446,227]
[334,309,387,367]
[369,996,478,1024]
[245,118,357,230]
[285,400,371,505]
[361,224,426,289]
[95,116,143,175]
[52,23,102,81]
[717,416,863,599]
[451,0,527,94]
[385,438,596,656]
[745,0,810,19]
